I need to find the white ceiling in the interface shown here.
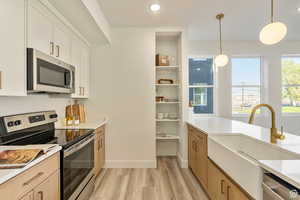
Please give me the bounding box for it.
[98,0,300,40]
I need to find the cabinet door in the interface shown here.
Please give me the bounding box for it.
[0,0,26,96]
[33,171,60,200]
[195,134,208,189]
[99,132,105,169]
[226,180,250,200]
[27,4,53,55]
[207,159,228,200]
[54,26,71,63]
[19,191,34,200]
[94,133,101,176]
[80,45,90,98]
[71,37,82,97]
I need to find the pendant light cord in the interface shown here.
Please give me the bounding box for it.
[219,18,223,54]
[271,0,274,23]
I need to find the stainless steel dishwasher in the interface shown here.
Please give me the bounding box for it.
[263,173,300,200]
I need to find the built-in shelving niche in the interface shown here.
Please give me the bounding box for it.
[155,32,183,156]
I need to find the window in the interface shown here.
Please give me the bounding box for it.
[282,56,300,113]
[232,57,261,115]
[189,57,214,114]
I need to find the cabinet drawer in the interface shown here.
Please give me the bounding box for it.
[0,152,60,199]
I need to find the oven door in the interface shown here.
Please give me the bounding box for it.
[27,48,75,93]
[63,134,94,200]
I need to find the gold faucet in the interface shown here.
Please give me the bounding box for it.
[248,104,285,144]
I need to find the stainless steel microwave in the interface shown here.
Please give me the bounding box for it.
[27,48,75,94]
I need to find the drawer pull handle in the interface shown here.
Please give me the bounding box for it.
[227,185,231,200]
[23,172,44,186]
[221,179,225,194]
[38,191,44,200]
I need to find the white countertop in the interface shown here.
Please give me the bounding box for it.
[259,160,300,189]
[55,118,108,130]
[186,117,300,155]
[186,116,300,190]
[0,144,61,185]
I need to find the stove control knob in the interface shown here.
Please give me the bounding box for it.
[7,121,14,127]
[14,120,21,126]
[49,114,58,119]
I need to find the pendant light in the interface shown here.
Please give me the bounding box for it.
[259,0,287,45]
[215,13,229,67]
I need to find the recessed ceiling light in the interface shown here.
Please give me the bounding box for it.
[298,7,300,12]
[150,4,160,12]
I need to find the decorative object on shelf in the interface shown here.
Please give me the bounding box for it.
[157,113,164,119]
[156,54,170,66]
[215,13,229,67]
[259,0,287,45]
[165,98,179,102]
[156,96,165,102]
[168,113,178,120]
[164,113,169,119]
[158,79,174,84]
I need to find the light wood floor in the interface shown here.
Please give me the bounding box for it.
[89,157,209,200]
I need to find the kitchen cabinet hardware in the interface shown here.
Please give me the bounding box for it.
[38,191,43,200]
[221,179,225,194]
[23,172,44,186]
[50,42,54,55]
[56,45,60,57]
[227,185,231,200]
[0,71,2,89]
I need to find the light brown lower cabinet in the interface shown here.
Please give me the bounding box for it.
[188,125,208,189]
[207,159,251,200]
[94,125,106,177]
[188,125,251,200]
[0,152,60,200]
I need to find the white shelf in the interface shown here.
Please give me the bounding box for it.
[156,135,180,140]
[156,119,180,122]
[156,66,179,69]
[156,102,181,104]
[155,84,179,87]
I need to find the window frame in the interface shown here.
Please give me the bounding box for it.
[188,55,217,116]
[231,56,263,117]
[281,55,300,116]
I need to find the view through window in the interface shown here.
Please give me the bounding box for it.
[232,57,261,114]
[189,57,214,114]
[282,56,300,113]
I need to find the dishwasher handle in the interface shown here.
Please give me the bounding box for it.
[262,183,285,200]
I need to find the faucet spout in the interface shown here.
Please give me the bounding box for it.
[248,104,285,143]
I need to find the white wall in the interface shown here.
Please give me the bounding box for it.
[189,40,300,136]
[87,28,156,168]
[0,94,71,120]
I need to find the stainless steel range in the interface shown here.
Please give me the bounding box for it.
[0,111,95,200]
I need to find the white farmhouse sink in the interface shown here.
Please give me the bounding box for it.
[208,134,300,200]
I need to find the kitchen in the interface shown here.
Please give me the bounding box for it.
[1,0,300,200]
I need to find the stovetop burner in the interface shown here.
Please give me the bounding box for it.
[55,129,94,149]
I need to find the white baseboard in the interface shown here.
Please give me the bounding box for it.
[177,153,188,168]
[105,160,157,168]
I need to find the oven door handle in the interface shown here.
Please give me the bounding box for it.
[262,183,285,200]
[64,134,94,158]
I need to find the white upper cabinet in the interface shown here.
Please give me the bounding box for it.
[27,0,72,63]
[53,25,71,63]
[0,0,26,96]
[71,37,90,99]
[80,45,90,98]
[27,4,53,56]
[71,37,82,97]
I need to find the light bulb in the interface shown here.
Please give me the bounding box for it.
[150,4,160,12]
[259,22,287,45]
[215,54,229,67]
